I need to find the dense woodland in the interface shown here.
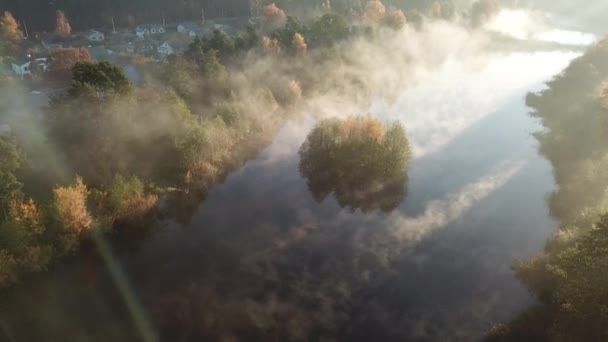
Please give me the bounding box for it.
[0,1,431,339]
[8,0,605,340]
[486,38,608,341]
[0,0,441,301]
[1,0,251,31]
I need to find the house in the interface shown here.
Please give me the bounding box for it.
[85,30,105,42]
[177,22,199,37]
[11,56,49,80]
[136,24,166,39]
[157,42,174,56]
[41,34,66,49]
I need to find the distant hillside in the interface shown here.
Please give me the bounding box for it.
[0,0,250,32]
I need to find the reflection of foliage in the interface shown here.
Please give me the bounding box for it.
[299,117,410,213]
[488,38,608,341]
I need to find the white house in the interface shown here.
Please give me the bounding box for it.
[11,57,49,80]
[136,24,166,39]
[177,22,199,37]
[157,42,174,56]
[85,29,105,42]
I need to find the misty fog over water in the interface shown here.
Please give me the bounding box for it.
[171,50,576,339]
[1,4,602,339]
[1,48,581,341]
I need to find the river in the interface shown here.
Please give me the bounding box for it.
[0,49,581,341]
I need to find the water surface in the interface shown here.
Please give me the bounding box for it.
[0,51,578,341]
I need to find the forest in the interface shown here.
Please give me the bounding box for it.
[0,0,438,304]
[0,0,468,32]
[2,0,608,340]
[486,37,608,341]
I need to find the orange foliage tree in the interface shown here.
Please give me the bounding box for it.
[261,3,287,31]
[364,0,386,23]
[0,11,23,50]
[55,10,72,37]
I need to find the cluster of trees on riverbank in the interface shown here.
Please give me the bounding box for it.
[486,37,608,341]
[0,0,424,291]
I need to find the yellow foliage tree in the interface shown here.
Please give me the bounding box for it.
[8,198,45,236]
[292,32,307,55]
[263,36,282,55]
[53,177,92,235]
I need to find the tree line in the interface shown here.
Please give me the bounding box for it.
[0,0,250,32]
[486,37,608,341]
[0,0,420,291]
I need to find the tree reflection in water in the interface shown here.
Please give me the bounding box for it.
[299,117,411,213]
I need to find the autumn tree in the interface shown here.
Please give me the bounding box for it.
[0,11,23,51]
[53,177,92,236]
[0,136,23,222]
[48,48,93,84]
[292,32,307,55]
[55,10,72,37]
[262,3,287,31]
[100,175,157,230]
[262,36,282,55]
[364,0,386,23]
[384,8,407,30]
[431,1,442,18]
[0,197,53,289]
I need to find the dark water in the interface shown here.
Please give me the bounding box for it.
[0,51,579,341]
